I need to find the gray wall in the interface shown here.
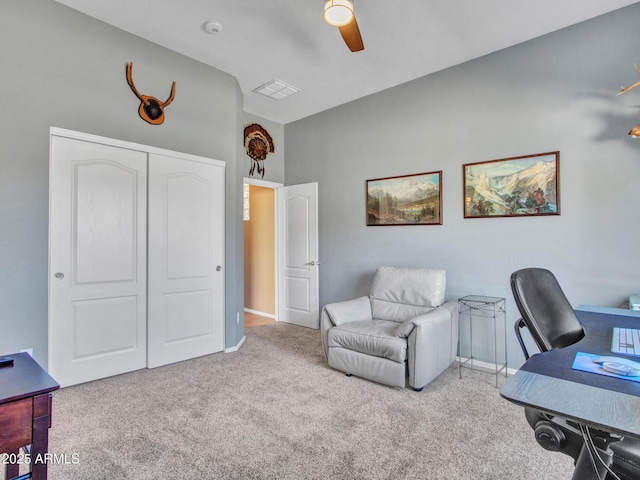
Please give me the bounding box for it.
[285,5,640,368]
[0,0,246,365]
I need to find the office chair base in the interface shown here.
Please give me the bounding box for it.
[573,443,614,480]
[534,421,566,451]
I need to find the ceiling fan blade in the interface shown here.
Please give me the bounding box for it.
[338,15,364,52]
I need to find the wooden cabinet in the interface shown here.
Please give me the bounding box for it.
[1,353,59,480]
[0,398,32,453]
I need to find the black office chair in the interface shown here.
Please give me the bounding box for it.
[512,267,585,359]
[511,268,640,480]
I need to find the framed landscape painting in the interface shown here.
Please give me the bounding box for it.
[463,152,559,219]
[366,171,442,226]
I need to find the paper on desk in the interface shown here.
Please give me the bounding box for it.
[572,352,640,382]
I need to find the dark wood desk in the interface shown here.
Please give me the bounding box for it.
[0,353,59,480]
[500,308,640,440]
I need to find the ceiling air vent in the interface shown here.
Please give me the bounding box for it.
[253,80,299,100]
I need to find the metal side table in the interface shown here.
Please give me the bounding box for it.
[458,295,507,387]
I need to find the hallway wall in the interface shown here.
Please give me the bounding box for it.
[244,185,276,316]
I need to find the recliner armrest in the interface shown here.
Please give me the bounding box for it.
[411,304,454,330]
[322,296,372,327]
[396,300,458,337]
[405,301,459,389]
[320,296,373,360]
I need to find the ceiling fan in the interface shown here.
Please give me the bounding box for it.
[323,0,364,52]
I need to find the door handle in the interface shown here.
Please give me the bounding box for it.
[54,272,65,280]
[305,261,321,266]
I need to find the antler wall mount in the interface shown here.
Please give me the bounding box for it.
[617,64,640,138]
[126,62,176,125]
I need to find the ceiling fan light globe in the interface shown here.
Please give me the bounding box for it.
[324,0,354,27]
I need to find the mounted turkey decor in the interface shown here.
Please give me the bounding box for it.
[126,62,176,125]
[244,123,274,178]
[617,64,640,138]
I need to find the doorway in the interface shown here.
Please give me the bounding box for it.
[243,178,281,327]
[243,179,320,330]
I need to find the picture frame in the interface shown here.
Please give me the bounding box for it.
[463,152,559,219]
[366,171,442,226]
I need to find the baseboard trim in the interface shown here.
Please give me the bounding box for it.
[225,335,246,353]
[244,308,276,319]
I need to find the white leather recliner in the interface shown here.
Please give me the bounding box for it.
[320,266,458,390]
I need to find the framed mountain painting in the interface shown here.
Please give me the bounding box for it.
[366,171,442,226]
[463,152,560,219]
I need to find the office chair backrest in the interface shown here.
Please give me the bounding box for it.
[510,268,584,352]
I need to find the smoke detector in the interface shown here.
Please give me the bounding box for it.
[203,21,224,34]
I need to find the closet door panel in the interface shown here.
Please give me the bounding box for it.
[147,153,225,368]
[165,291,211,342]
[165,174,210,279]
[49,136,147,387]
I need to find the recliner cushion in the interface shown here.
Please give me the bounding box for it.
[371,301,435,324]
[370,266,444,322]
[327,320,407,363]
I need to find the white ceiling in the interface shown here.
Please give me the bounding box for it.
[54,0,639,124]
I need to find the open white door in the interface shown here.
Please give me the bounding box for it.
[277,182,319,329]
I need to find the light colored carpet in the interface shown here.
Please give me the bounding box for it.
[38,323,573,479]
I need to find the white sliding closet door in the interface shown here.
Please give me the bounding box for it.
[147,153,225,368]
[49,135,148,387]
[49,128,226,386]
